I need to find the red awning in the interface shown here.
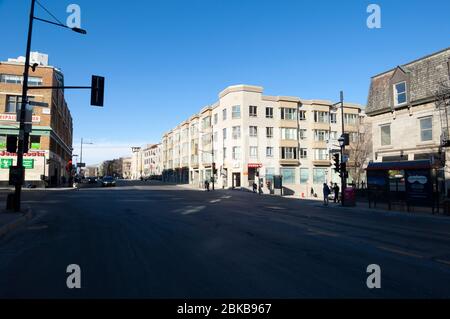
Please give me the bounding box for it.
[248,163,262,168]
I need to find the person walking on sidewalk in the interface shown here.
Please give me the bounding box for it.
[204,180,210,192]
[333,183,340,203]
[252,182,257,193]
[323,183,331,206]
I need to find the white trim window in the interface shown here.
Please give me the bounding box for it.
[280,128,297,140]
[266,107,274,119]
[281,147,298,160]
[249,105,257,117]
[249,146,258,158]
[380,124,391,146]
[299,148,307,159]
[420,117,433,141]
[232,126,241,139]
[266,147,274,157]
[232,105,241,119]
[266,127,274,138]
[314,130,329,142]
[281,108,297,120]
[222,108,227,121]
[232,146,241,160]
[394,81,407,106]
[314,149,328,160]
[249,126,258,137]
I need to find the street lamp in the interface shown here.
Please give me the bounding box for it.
[80,138,93,172]
[10,0,88,212]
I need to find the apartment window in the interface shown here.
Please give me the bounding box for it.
[299,148,307,159]
[266,127,274,138]
[381,124,391,146]
[314,111,329,123]
[213,131,218,142]
[0,135,7,149]
[314,149,329,160]
[299,110,306,121]
[232,105,241,119]
[232,146,241,160]
[223,147,227,160]
[190,124,198,135]
[5,95,34,113]
[313,168,328,184]
[394,81,407,106]
[280,128,297,140]
[330,131,338,140]
[420,117,433,141]
[223,128,227,140]
[299,129,307,140]
[0,74,42,86]
[266,147,274,157]
[250,146,258,158]
[249,105,257,117]
[281,168,296,184]
[314,130,329,142]
[266,107,274,118]
[350,132,359,143]
[344,114,358,125]
[281,147,298,160]
[249,126,258,137]
[214,113,218,125]
[300,168,309,184]
[232,126,241,139]
[202,116,211,129]
[281,108,297,120]
[222,108,227,121]
[330,113,337,123]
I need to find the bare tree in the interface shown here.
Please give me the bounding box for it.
[347,118,373,187]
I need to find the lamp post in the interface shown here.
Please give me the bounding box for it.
[12,0,87,212]
[332,91,347,206]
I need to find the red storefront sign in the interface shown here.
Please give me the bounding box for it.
[248,163,263,169]
[0,151,46,157]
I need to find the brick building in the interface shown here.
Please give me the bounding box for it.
[0,53,73,187]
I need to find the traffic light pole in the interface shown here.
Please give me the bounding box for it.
[13,0,36,212]
[340,91,347,207]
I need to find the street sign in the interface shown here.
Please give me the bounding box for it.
[77,163,86,168]
[29,101,49,107]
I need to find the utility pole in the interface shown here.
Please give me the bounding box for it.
[211,125,215,191]
[13,0,36,212]
[340,91,347,206]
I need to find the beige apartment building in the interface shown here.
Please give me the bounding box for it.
[366,47,450,192]
[162,85,365,196]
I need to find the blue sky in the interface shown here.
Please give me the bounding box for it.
[1,0,449,164]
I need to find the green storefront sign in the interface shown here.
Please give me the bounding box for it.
[24,159,34,169]
[0,158,12,169]
[0,158,34,169]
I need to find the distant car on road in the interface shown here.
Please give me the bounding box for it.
[101,176,116,187]
[87,177,97,184]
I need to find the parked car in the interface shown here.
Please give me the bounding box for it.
[87,177,97,184]
[101,176,116,187]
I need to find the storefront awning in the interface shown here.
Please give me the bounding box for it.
[366,160,432,171]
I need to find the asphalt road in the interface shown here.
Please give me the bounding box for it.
[1,180,450,298]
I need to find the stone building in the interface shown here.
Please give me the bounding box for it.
[366,47,450,191]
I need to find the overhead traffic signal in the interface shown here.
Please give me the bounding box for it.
[91,75,105,107]
[333,153,340,173]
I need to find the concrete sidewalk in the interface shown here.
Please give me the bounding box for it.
[0,209,34,238]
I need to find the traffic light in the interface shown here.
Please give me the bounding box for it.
[6,136,17,153]
[23,133,29,154]
[91,75,105,106]
[333,153,340,173]
[212,162,217,175]
[66,160,73,173]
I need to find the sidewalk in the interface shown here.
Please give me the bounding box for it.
[0,208,34,238]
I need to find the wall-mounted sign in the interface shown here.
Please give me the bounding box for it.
[0,114,40,123]
[0,151,45,157]
[0,158,13,169]
[23,159,34,169]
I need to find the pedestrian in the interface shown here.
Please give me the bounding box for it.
[323,183,330,206]
[334,183,340,203]
[252,182,257,193]
[258,180,263,195]
[311,187,314,198]
[205,180,210,192]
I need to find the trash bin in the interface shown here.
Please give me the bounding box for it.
[343,187,356,207]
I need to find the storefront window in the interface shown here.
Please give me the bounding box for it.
[281,168,295,184]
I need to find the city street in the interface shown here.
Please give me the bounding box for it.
[0,181,450,298]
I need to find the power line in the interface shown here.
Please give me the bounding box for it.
[35,0,65,27]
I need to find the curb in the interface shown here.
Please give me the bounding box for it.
[0,208,34,238]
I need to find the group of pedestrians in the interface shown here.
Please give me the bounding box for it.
[252,180,263,195]
[322,183,340,206]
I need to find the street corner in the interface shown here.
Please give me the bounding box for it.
[0,206,35,238]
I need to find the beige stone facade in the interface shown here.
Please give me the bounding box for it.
[162,85,365,196]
